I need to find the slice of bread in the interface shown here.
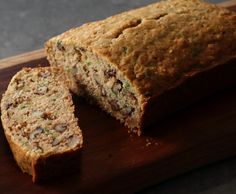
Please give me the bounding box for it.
[0,67,83,182]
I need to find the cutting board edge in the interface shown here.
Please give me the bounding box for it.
[218,0,236,7]
[0,49,45,71]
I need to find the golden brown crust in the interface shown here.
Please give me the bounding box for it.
[3,126,34,175]
[46,0,236,98]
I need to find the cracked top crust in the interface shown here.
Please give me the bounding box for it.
[46,0,236,98]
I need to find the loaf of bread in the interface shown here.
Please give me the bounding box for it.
[0,67,83,182]
[45,0,236,135]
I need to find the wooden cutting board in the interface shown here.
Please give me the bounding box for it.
[0,2,236,194]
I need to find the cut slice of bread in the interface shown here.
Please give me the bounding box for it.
[0,67,83,182]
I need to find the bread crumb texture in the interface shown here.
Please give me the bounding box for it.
[0,67,83,181]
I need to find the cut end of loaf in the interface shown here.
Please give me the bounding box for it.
[0,67,83,181]
[46,38,146,135]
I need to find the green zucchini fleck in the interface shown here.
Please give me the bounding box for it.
[86,61,92,66]
[19,104,27,110]
[43,127,56,138]
[56,40,65,51]
[122,46,128,54]
[123,81,130,90]
[111,89,117,97]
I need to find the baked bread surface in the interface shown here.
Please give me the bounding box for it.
[45,0,236,135]
[0,67,83,182]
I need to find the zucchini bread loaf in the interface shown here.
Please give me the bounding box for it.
[45,0,236,135]
[0,67,83,182]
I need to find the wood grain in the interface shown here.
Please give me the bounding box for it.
[0,2,235,194]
